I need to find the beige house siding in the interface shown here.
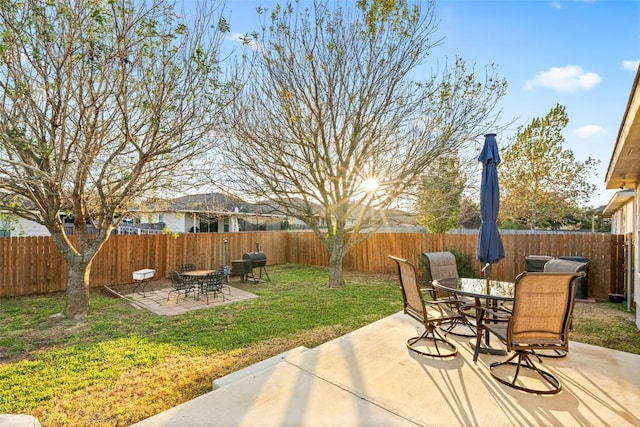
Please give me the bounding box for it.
[604,64,640,328]
[2,216,50,236]
[610,198,634,235]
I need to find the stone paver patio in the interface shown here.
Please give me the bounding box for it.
[107,279,258,316]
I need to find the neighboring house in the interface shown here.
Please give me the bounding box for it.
[0,192,420,236]
[0,211,76,237]
[0,215,48,236]
[125,193,423,234]
[604,64,640,328]
[125,193,290,234]
[602,189,634,235]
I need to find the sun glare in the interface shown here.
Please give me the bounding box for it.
[362,178,379,193]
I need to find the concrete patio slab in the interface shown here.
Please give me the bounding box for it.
[132,312,640,426]
[212,346,310,390]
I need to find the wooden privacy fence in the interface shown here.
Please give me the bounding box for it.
[0,231,624,300]
[287,231,624,301]
[0,232,288,297]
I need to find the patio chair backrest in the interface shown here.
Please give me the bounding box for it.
[423,251,459,280]
[508,271,581,346]
[203,271,225,289]
[180,263,196,273]
[169,270,182,283]
[543,258,587,274]
[169,270,189,290]
[390,255,428,324]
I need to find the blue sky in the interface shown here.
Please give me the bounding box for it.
[222,0,640,208]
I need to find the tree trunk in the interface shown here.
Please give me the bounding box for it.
[63,258,92,319]
[49,229,99,320]
[328,245,345,288]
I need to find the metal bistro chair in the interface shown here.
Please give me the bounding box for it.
[199,270,227,304]
[179,263,196,273]
[390,255,462,358]
[168,270,197,303]
[473,271,583,394]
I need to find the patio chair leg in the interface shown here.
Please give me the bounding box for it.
[489,351,562,394]
[407,325,457,358]
[439,315,476,338]
[536,349,568,358]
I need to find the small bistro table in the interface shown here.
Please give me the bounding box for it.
[181,269,218,279]
[181,270,220,300]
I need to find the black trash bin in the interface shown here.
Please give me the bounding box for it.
[525,255,553,272]
[558,256,589,299]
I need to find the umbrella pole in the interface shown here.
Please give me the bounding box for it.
[482,262,491,282]
[482,263,491,278]
[482,263,491,293]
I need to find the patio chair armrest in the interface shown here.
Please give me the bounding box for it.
[475,305,511,322]
[498,300,513,314]
[424,297,462,307]
[421,288,461,303]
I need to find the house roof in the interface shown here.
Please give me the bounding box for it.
[144,193,276,215]
[601,189,634,217]
[139,192,415,225]
[606,64,640,190]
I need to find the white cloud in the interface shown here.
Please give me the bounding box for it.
[226,32,260,50]
[622,59,640,71]
[552,0,597,7]
[574,125,606,138]
[523,65,602,93]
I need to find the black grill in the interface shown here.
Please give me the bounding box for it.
[232,242,270,282]
[242,251,267,268]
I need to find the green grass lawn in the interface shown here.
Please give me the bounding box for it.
[0,264,638,426]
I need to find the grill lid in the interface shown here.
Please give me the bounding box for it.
[243,251,267,267]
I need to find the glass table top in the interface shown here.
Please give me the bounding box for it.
[433,277,514,300]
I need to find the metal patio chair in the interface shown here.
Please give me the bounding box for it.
[199,270,227,304]
[167,270,197,303]
[179,263,196,273]
[390,255,462,358]
[422,251,476,337]
[473,271,583,394]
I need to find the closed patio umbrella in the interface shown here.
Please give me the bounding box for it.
[477,133,505,279]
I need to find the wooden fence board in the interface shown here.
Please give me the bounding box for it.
[0,231,625,300]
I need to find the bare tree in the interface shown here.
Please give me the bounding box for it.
[222,0,507,287]
[0,0,236,318]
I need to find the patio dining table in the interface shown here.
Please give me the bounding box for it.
[182,269,219,278]
[181,270,219,300]
[433,277,514,355]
